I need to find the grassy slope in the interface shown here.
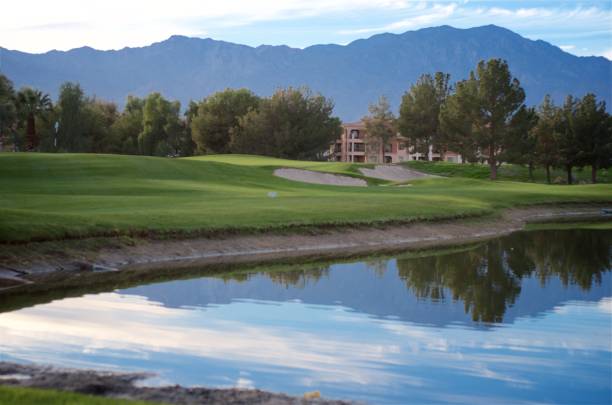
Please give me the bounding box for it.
[186,154,366,174]
[0,386,154,405]
[0,153,610,242]
[405,161,611,183]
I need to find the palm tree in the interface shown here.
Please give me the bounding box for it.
[17,88,52,151]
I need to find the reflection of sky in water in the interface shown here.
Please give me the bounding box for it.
[1,228,611,404]
[0,274,610,403]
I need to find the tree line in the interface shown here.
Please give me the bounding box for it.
[0,76,341,160]
[1,58,610,183]
[365,59,611,183]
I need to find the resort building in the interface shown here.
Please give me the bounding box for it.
[329,121,462,164]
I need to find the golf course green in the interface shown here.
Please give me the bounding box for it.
[1,153,610,243]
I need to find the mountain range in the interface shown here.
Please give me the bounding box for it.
[1,25,610,121]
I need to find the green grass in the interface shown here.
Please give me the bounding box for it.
[186,154,383,184]
[0,386,155,405]
[186,154,373,175]
[404,161,611,184]
[0,153,610,242]
[525,218,612,231]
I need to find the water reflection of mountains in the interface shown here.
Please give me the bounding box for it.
[122,229,612,326]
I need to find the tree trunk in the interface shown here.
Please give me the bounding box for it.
[545,165,551,184]
[528,162,534,181]
[489,145,497,180]
[592,164,597,184]
[566,165,573,185]
[26,114,37,151]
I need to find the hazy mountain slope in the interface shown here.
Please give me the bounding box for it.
[1,25,610,120]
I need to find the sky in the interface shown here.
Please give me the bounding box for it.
[1,1,611,59]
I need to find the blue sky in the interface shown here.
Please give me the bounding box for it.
[1,1,611,59]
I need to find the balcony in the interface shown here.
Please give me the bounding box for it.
[350,143,365,152]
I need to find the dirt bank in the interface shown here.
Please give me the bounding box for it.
[0,362,349,404]
[273,168,367,186]
[0,205,608,288]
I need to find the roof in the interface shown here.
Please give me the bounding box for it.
[342,121,366,128]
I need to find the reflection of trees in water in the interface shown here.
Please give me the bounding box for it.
[365,259,388,278]
[220,265,331,288]
[397,230,611,323]
[526,230,610,290]
[397,241,522,323]
[219,230,609,323]
[266,267,330,288]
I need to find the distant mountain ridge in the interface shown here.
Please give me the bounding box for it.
[1,25,610,120]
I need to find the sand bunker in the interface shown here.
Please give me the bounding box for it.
[274,168,367,187]
[359,165,431,182]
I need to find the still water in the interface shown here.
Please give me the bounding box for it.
[1,229,611,403]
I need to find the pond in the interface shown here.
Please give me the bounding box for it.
[0,229,611,404]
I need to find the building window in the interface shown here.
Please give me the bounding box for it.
[399,143,406,150]
[350,130,360,139]
[353,143,365,152]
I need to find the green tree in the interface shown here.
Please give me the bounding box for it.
[181,101,199,156]
[556,95,581,184]
[166,115,192,156]
[191,89,260,154]
[16,87,52,151]
[57,82,88,152]
[441,59,526,179]
[501,106,538,180]
[573,93,611,183]
[398,72,451,157]
[138,93,182,156]
[231,87,341,160]
[85,99,119,153]
[439,75,479,163]
[37,107,60,152]
[363,95,397,163]
[111,96,144,154]
[532,95,561,184]
[0,74,17,151]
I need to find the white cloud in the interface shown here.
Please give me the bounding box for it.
[559,45,576,51]
[338,3,458,35]
[597,297,612,313]
[0,292,610,400]
[0,0,419,52]
[599,49,612,60]
[0,0,610,58]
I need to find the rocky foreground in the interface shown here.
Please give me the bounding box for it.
[0,362,352,405]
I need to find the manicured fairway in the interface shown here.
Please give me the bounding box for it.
[0,153,610,242]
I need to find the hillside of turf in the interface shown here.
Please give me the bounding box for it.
[405,161,611,184]
[1,153,610,243]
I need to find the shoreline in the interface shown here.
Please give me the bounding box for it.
[0,362,348,405]
[0,207,610,402]
[0,204,609,290]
